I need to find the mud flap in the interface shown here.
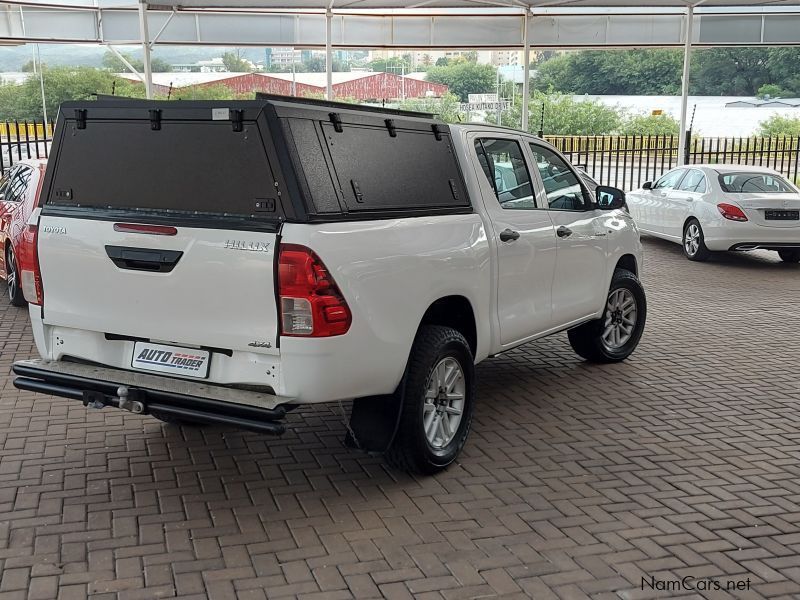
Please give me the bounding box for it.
[345,391,403,453]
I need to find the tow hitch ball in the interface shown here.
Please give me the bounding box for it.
[82,386,145,414]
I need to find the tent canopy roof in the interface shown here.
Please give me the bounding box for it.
[150,0,800,11]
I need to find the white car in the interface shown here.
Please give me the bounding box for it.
[14,97,645,474]
[627,165,800,263]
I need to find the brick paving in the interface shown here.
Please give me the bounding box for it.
[1,237,800,599]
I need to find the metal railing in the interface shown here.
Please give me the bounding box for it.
[0,120,55,175]
[547,133,800,190]
[3,121,800,191]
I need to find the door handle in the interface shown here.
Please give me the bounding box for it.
[499,229,520,242]
[105,245,183,273]
[556,226,573,238]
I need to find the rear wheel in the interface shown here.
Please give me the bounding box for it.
[5,246,25,307]
[568,269,647,363]
[385,326,475,475]
[778,249,800,263]
[682,219,711,262]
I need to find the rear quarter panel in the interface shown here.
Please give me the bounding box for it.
[279,214,491,402]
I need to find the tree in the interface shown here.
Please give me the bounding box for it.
[399,93,464,123]
[369,56,412,74]
[221,50,252,73]
[499,91,622,135]
[435,57,449,67]
[757,84,787,99]
[424,62,497,102]
[101,50,171,73]
[0,66,126,121]
[757,115,800,137]
[618,113,680,136]
[534,49,682,95]
[691,48,771,96]
[20,60,36,73]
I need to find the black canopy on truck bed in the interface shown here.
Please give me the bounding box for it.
[42,98,472,230]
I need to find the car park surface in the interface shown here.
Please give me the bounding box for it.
[1,237,799,599]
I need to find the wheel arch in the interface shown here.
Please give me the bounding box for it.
[682,215,699,235]
[418,295,478,357]
[615,253,638,276]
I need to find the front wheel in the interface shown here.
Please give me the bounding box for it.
[5,246,25,307]
[568,269,647,363]
[778,249,800,263]
[385,326,475,475]
[682,219,711,262]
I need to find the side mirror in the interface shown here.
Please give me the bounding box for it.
[596,186,626,210]
[642,181,653,190]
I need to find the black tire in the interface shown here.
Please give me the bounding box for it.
[385,326,475,475]
[778,249,800,263]
[682,219,711,262]
[5,246,25,307]
[567,268,647,363]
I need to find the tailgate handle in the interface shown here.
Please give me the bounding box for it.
[105,246,183,273]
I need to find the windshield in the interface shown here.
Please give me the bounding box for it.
[718,172,796,194]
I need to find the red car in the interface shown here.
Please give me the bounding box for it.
[0,159,46,306]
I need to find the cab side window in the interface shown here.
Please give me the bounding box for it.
[474,138,536,210]
[678,169,706,193]
[529,144,589,211]
[654,169,685,190]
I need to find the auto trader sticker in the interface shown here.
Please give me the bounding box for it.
[132,342,210,379]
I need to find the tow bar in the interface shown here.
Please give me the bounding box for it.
[83,386,145,414]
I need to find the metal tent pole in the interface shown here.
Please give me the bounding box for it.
[677,4,694,166]
[138,0,153,99]
[521,11,531,132]
[35,44,48,126]
[325,8,333,100]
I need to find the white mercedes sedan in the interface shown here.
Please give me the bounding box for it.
[627,165,800,262]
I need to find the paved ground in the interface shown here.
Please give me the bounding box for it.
[1,238,800,600]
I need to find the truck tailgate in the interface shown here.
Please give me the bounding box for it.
[38,217,278,354]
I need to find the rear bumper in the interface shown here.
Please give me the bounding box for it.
[728,242,800,251]
[12,359,292,435]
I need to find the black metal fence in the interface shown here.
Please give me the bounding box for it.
[3,121,800,192]
[547,133,800,191]
[0,121,54,176]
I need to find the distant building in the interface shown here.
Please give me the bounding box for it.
[269,48,304,66]
[114,71,449,101]
[172,58,228,73]
[491,50,523,67]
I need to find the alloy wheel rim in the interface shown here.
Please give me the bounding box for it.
[6,250,15,298]
[423,357,465,449]
[684,224,700,256]
[602,288,638,350]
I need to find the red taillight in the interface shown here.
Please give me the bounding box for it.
[20,224,44,306]
[717,203,748,222]
[278,244,351,337]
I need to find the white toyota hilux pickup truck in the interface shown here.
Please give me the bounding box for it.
[14,97,646,474]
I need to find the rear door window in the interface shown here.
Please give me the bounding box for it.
[529,143,589,211]
[474,138,536,210]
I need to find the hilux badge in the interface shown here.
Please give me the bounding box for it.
[224,240,271,252]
